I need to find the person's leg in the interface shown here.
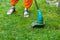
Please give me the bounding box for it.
[24,0,33,17]
[7,0,19,15]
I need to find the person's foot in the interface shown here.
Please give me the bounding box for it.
[24,9,29,17]
[7,7,15,15]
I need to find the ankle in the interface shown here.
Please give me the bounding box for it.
[24,8,28,12]
[24,8,28,10]
[11,6,15,9]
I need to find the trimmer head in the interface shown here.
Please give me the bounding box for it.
[32,22,45,28]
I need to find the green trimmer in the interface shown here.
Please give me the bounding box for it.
[32,0,45,27]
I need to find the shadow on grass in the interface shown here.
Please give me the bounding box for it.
[33,25,45,28]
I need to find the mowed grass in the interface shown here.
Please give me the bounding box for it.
[0,0,60,40]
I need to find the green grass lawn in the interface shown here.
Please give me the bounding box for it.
[0,0,60,40]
